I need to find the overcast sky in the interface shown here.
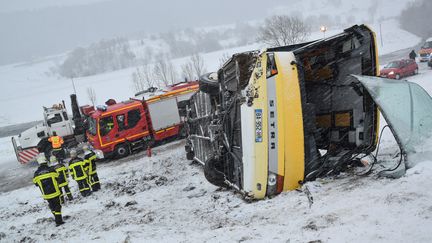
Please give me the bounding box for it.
[0,0,293,65]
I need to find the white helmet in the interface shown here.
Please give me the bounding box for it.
[70,149,77,158]
[37,154,48,165]
[49,155,58,166]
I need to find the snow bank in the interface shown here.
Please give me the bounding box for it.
[0,140,431,242]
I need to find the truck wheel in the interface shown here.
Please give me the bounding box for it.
[204,157,228,188]
[185,144,192,153]
[199,72,219,95]
[115,144,129,158]
[186,151,194,160]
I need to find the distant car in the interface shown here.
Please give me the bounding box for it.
[419,37,432,62]
[380,59,418,79]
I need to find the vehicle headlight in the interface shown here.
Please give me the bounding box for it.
[95,149,104,159]
[389,71,394,75]
[268,173,277,186]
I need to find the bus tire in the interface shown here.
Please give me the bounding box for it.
[204,157,228,188]
[199,72,219,95]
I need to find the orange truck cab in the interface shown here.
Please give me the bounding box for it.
[87,82,198,158]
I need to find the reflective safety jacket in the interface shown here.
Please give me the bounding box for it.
[48,136,64,149]
[84,151,97,175]
[69,158,88,181]
[33,164,61,200]
[53,164,69,187]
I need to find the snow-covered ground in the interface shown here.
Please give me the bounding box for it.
[1,137,432,242]
[0,62,430,242]
[1,1,431,241]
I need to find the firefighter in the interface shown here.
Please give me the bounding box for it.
[83,145,101,191]
[48,131,65,162]
[68,149,92,197]
[409,50,417,60]
[50,155,73,203]
[33,154,65,226]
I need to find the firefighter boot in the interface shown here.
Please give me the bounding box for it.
[90,174,101,191]
[78,180,92,197]
[54,212,64,227]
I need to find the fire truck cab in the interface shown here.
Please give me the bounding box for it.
[87,100,151,157]
[87,82,198,158]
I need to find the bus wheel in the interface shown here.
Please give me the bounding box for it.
[199,72,219,95]
[204,157,228,188]
[115,144,129,158]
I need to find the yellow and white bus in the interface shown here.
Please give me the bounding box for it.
[186,25,432,199]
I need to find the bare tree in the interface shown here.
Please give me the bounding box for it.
[181,53,207,80]
[131,64,155,92]
[153,56,178,86]
[181,62,194,81]
[219,52,231,68]
[257,15,311,47]
[86,87,97,106]
[191,53,206,79]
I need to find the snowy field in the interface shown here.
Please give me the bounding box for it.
[1,139,432,242]
[0,62,431,242]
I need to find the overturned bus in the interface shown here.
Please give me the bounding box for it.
[185,25,432,199]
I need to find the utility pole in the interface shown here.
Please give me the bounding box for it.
[320,26,328,39]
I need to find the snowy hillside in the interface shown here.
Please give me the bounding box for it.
[0,20,421,127]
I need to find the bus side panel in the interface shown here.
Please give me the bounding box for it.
[250,55,268,199]
[366,25,381,149]
[240,104,256,194]
[273,66,285,178]
[276,52,305,190]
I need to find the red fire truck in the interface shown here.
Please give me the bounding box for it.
[86,82,199,158]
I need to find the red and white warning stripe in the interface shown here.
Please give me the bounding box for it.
[18,148,39,164]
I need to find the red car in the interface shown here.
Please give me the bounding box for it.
[380,59,418,79]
